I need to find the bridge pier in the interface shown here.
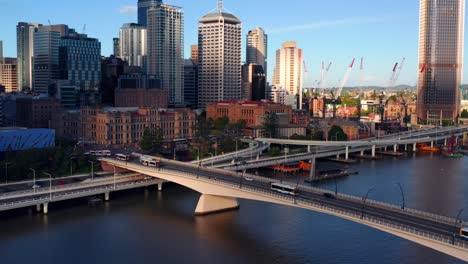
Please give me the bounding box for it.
[105,192,110,201]
[256,154,260,161]
[372,145,376,157]
[158,182,163,192]
[43,203,48,215]
[307,145,311,153]
[393,144,398,153]
[413,143,417,152]
[444,138,447,146]
[345,146,349,160]
[195,194,239,216]
[431,141,434,148]
[404,144,408,152]
[36,204,41,212]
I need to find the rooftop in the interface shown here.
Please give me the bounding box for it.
[200,12,241,24]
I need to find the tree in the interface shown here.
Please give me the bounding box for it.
[140,127,163,153]
[262,112,279,138]
[214,116,229,130]
[461,109,468,118]
[328,125,348,141]
[194,112,210,138]
[237,119,247,129]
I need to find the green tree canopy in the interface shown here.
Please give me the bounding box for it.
[140,127,163,153]
[262,112,279,138]
[214,116,229,130]
[328,125,348,141]
[461,109,468,118]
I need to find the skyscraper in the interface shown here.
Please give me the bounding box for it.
[190,44,198,63]
[184,59,198,108]
[33,30,60,94]
[17,22,41,91]
[417,0,465,123]
[246,27,267,77]
[119,23,147,68]
[147,3,184,105]
[0,40,3,64]
[138,0,162,27]
[242,64,266,101]
[198,0,242,109]
[273,41,303,109]
[0,58,18,93]
[113,38,120,57]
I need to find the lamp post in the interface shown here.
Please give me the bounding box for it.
[29,168,36,193]
[70,156,76,176]
[334,177,338,195]
[113,165,116,190]
[453,209,464,245]
[395,182,405,210]
[361,187,374,219]
[4,162,10,184]
[43,172,52,201]
[88,160,96,180]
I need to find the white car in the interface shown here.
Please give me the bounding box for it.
[244,177,254,181]
[32,184,41,189]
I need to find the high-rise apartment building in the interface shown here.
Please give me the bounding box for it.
[138,0,162,27]
[0,58,18,93]
[184,59,198,108]
[417,0,465,123]
[113,38,120,57]
[119,23,147,68]
[33,30,60,94]
[16,22,41,91]
[190,44,198,63]
[147,3,184,105]
[246,27,267,76]
[0,40,3,63]
[198,1,242,109]
[273,41,303,109]
[59,35,101,91]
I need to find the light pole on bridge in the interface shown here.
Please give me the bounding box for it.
[43,172,52,201]
[4,162,11,184]
[453,209,464,245]
[70,156,76,176]
[395,182,405,210]
[29,168,36,193]
[361,187,375,219]
[88,160,96,180]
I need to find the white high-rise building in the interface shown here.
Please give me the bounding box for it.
[246,27,267,74]
[273,41,303,109]
[16,22,41,91]
[119,23,147,68]
[147,3,184,105]
[198,0,242,109]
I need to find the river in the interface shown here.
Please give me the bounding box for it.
[0,153,466,264]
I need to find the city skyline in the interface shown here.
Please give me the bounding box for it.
[0,0,467,88]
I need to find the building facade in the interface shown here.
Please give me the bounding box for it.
[273,41,303,109]
[119,23,147,68]
[242,64,266,101]
[115,74,168,109]
[17,22,41,91]
[138,0,162,27]
[198,5,242,109]
[246,27,267,79]
[190,44,198,63]
[16,96,61,128]
[33,30,60,94]
[184,59,198,108]
[417,0,465,123]
[147,4,184,106]
[0,58,18,93]
[59,36,101,91]
[113,38,120,57]
[207,100,292,127]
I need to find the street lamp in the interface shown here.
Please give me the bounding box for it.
[395,182,405,210]
[333,177,338,195]
[194,147,200,161]
[88,160,96,180]
[361,187,375,219]
[43,172,52,201]
[113,165,116,190]
[29,168,36,193]
[453,209,464,245]
[70,156,76,176]
[4,162,10,184]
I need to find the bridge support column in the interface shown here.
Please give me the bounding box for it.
[404,144,408,152]
[104,192,110,201]
[431,141,434,148]
[307,145,311,153]
[195,194,239,216]
[158,182,163,192]
[345,146,349,160]
[413,143,417,152]
[444,139,447,146]
[384,146,388,152]
[372,145,376,157]
[43,203,49,215]
[36,204,41,212]
[256,154,260,161]
[393,144,398,153]
[360,150,364,156]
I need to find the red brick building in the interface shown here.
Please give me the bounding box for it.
[207,100,292,127]
[16,96,61,128]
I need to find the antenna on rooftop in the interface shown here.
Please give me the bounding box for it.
[218,0,223,14]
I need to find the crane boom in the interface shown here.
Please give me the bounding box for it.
[336,58,356,99]
[393,57,406,86]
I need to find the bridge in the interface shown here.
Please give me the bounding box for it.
[217,126,468,171]
[101,157,468,262]
[0,173,163,214]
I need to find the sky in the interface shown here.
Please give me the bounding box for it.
[0,0,466,87]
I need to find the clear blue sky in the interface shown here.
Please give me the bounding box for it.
[0,0,467,87]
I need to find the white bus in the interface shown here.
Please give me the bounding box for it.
[460,227,468,241]
[88,150,112,156]
[115,154,131,161]
[270,183,298,196]
[140,156,160,168]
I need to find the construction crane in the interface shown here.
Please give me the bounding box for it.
[82,24,87,35]
[389,58,406,88]
[319,62,332,90]
[357,57,364,120]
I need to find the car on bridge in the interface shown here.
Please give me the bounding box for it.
[32,183,42,189]
[244,176,253,181]
[323,193,336,199]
